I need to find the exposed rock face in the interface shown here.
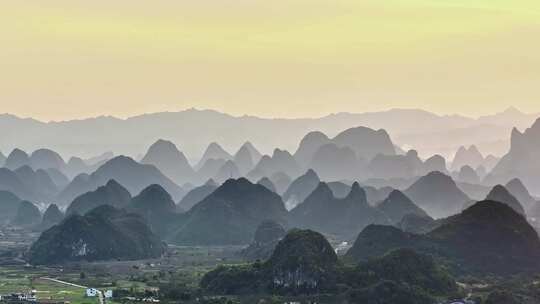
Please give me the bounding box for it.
[12,200,41,227]
[28,206,165,265]
[140,139,195,185]
[266,229,338,292]
[485,185,525,215]
[405,171,470,219]
[376,190,428,224]
[282,169,320,210]
[170,178,288,245]
[201,229,338,295]
[66,179,132,216]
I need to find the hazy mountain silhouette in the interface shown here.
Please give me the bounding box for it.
[294,131,331,168]
[5,149,30,170]
[196,142,232,170]
[0,108,535,161]
[14,166,59,201]
[213,160,241,184]
[376,190,428,224]
[269,172,292,194]
[290,182,389,238]
[422,155,448,175]
[309,144,360,181]
[257,177,277,193]
[140,139,195,185]
[0,152,6,167]
[233,142,257,175]
[40,204,64,230]
[128,184,178,236]
[282,169,320,210]
[456,165,480,184]
[195,158,227,185]
[29,149,66,171]
[249,149,301,181]
[12,200,41,227]
[489,118,540,194]
[294,127,395,173]
[45,168,70,189]
[169,178,288,245]
[66,179,132,216]
[0,168,40,202]
[28,205,165,264]
[0,191,22,222]
[451,145,484,171]
[177,179,218,212]
[405,171,470,218]
[367,150,422,180]
[327,181,352,198]
[485,185,525,215]
[59,156,184,204]
[505,178,537,213]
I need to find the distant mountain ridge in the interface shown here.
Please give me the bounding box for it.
[0,107,534,160]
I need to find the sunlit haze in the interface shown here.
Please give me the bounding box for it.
[2,0,540,121]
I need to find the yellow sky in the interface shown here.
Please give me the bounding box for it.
[1,0,539,121]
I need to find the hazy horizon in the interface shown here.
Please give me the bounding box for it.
[2,0,540,121]
[1,105,538,123]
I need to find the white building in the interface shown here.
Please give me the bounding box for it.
[86,288,99,297]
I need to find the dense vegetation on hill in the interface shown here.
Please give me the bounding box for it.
[169,178,288,245]
[240,220,287,261]
[28,205,165,264]
[202,230,458,301]
[66,179,132,215]
[347,200,540,275]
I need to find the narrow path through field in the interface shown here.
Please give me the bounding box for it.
[40,277,103,304]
